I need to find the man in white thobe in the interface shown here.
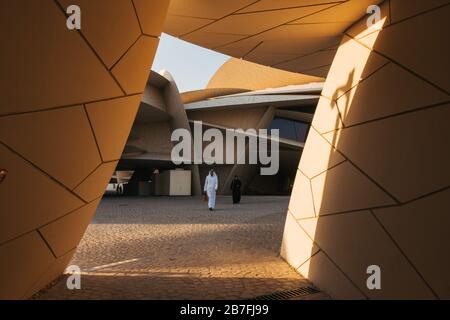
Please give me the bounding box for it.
[204,170,218,211]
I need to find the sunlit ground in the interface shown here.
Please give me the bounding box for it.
[34,196,328,300]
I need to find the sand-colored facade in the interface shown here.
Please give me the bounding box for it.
[0,0,170,299]
[280,1,450,299]
[0,0,448,299]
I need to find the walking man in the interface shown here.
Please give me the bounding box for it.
[230,175,242,204]
[204,169,218,211]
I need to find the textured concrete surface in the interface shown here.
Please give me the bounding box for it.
[34,196,328,300]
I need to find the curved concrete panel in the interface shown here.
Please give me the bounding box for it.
[282,1,450,299]
[160,71,202,195]
[181,88,250,104]
[0,0,169,299]
[2,0,448,301]
[164,0,384,77]
[208,58,324,90]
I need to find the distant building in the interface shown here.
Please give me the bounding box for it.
[115,62,324,196]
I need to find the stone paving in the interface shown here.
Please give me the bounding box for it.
[35,196,328,300]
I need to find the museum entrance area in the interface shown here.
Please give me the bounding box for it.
[34,195,326,300]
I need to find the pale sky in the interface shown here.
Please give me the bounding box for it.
[152,33,230,93]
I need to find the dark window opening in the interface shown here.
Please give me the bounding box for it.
[269,117,310,143]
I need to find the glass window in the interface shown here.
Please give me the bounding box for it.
[294,121,309,142]
[269,117,309,142]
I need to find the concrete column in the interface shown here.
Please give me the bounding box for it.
[281,1,450,299]
[160,71,202,196]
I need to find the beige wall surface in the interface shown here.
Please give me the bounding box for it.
[161,71,202,195]
[169,170,192,196]
[187,106,269,130]
[181,88,250,104]
[0,0,170,299]
[208,58,324,91]
[281,1,450,299]
[126,121,174,157]
[164,0,385,77]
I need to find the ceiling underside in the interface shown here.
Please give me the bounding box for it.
[164,0,383,77]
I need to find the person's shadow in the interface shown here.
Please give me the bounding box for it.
[328,68,355,147]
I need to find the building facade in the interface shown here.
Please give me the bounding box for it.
[0,0,449,299]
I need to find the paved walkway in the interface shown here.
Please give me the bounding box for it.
[35,196,327,300]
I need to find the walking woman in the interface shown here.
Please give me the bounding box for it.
[230,175,242,204]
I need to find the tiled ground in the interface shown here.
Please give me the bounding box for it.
[34,196,328,300]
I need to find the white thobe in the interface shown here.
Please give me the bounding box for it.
[204,174,218,209]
